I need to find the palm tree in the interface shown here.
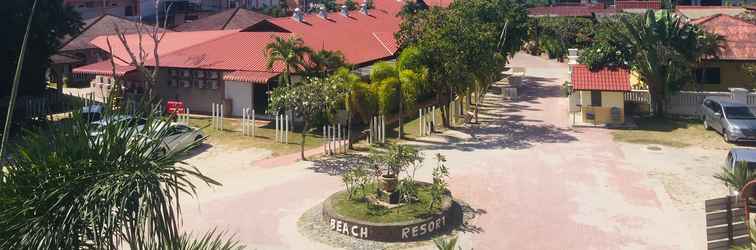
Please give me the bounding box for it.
[0,101,241,249]
[308,50,347,77]
[606,10,723,116]
[370,53,427,140]
[332,67,365,149]
[265,36,313,86]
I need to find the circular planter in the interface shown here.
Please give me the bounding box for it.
[322,184,454,242]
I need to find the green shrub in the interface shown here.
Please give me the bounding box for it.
[349,82,378,123]
[375,78,400,115]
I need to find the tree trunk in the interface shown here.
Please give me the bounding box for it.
[398,82,403,140]
[474,82,480,123]
[648,83,665,117]
[347,106,353,149]
[300,120,308,160]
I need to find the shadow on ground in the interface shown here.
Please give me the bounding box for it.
[308,153,371,175]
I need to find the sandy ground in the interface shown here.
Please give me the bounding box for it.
[176,53,728,250]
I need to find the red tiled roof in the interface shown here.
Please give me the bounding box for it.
[153,32,290,72]
[616,1,662,10]
[174,8,271,32]
[691,14,756,60]
[223,71,280,84]
[73,60,136,76]
[60,14,164,52]
[528,5,617,17]
[571,65,631,92]
[89,30,239,65]
[253,1,403,65]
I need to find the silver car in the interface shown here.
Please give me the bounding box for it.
[701,97,756,142]
[157,123,205,155]
[724,148,756,195]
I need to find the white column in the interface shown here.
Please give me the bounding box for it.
[251,109,255,136]
[419,109,423,136]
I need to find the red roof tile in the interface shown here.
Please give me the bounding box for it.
[89,30,239,65]
[571,65,631,92]
[60,14,164,52]
[253,1,403,65]
[692,14,756,60]
[153,32,289,72]
[73,60,136,76]
[174,8,271,32]
[616,0,662,10]
[528,5,617,17]
[223,71,280,84]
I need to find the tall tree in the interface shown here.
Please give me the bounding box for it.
[307,49,347,77]
[580,10,723,116]
[267,77,346,160]
[1,0,82,98]
[265,36,313,86]
[332,67,366,148]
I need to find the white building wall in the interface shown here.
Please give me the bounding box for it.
[224,80,254,117]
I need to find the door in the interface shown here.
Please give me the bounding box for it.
[711,102,725,132]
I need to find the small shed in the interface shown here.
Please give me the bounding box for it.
[570,65,631,125]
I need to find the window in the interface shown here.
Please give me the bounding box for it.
[695,67,721,84]
[590,91,602,107]
[125,6,134,16]
[181,80,191,88]
[169,79,178,88]
[182,70,191,78]
[194,79,205,89]
[208,80,218,90]
[195,70,205,78]
[170,69,178,77]
[209,71,219,79]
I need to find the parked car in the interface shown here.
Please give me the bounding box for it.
[155,123,205,155]
[81,104,104,122]
[701,97,756,142]
[724,148,756,194]
[89,115,147,137]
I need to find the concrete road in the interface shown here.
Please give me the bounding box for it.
[180,53,704,250]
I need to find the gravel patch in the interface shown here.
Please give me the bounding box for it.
[298,200,479,250]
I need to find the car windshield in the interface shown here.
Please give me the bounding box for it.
[725,106,756,119]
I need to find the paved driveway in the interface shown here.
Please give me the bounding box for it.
[180,53,702,249]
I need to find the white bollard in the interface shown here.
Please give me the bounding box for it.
[251,109,255,137]
[337,123,341,154]
[220,104,224,131]
[275,114,280,143]
[432,106,436,133]
[285,114,289,144]
[418,109,425,136]
[323,126,327,154]
[381,115,385,143]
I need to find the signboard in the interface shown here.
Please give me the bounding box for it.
[166,100,186,114]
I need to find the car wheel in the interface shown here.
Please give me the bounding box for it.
[724,132,733,143]
[703,119,710,130]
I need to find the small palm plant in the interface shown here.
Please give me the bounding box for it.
[433,236,460,250]
[714,161,756,195]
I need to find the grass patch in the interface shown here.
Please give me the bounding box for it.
[187,116,324,156]
[332,183,441,223]
[612,117,729,149]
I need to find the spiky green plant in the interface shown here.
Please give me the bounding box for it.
[0,99,234,249]
[714,161,756,195]
[433,236,459,250]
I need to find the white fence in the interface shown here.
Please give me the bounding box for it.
[624,89,756,117]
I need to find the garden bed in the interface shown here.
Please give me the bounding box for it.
[322,182,455,242]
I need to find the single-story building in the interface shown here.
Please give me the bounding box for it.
[570,64,631,125]
[173,7,271,32]
[73,0,409,117]
[688,14,756,91]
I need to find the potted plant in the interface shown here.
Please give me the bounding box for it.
[369,144,422,200]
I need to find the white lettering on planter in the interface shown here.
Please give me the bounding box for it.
[401,215,447,239]
[342,222,349,234]
[329,218,369,239]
